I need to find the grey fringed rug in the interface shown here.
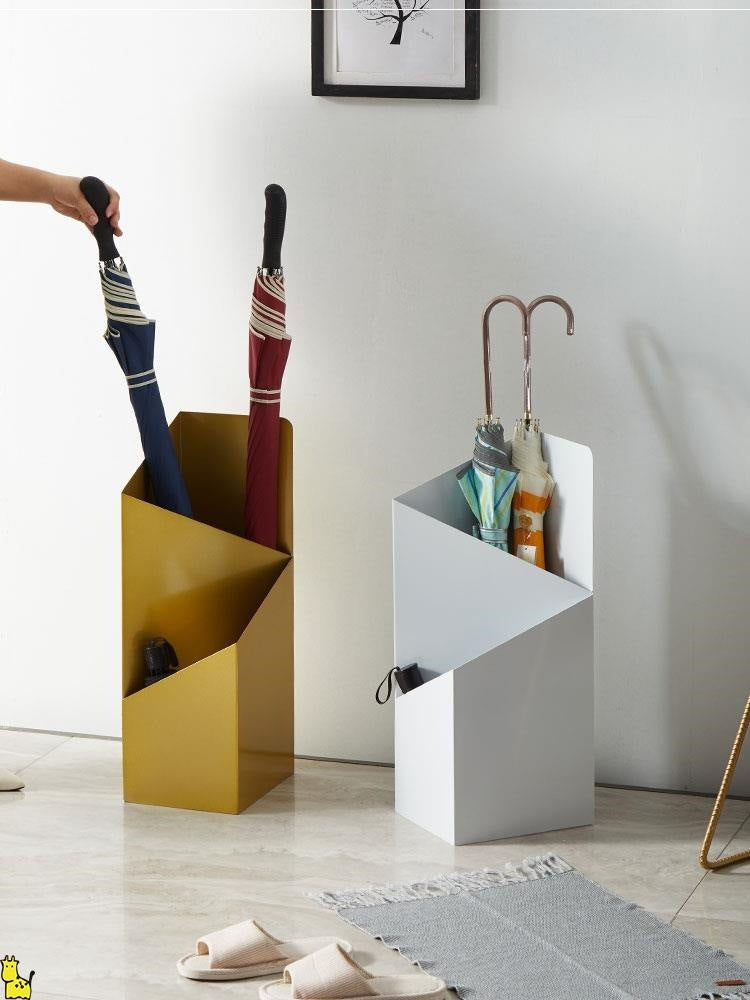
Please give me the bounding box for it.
[314,854,750,1000]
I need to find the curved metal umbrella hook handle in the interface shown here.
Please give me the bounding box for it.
[523,295,575,423]
[482,295,529,421]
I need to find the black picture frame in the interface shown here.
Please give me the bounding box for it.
[311,2,480,100]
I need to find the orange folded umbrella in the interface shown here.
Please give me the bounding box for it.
[511,424,554,568]
[509,296,575,571]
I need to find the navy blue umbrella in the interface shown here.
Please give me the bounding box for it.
[80,177,192,517]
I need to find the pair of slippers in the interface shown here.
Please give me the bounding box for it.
[177,919,446,999]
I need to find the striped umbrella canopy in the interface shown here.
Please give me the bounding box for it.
[81,177,192,518]
[245,185,290,549]
[457,421,518,552]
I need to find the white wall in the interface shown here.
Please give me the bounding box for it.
[1,4,748,794]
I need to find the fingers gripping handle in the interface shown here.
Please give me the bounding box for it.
[262,183,286,270]
[79,176,119,262]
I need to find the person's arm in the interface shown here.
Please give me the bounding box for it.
[0,159,121,235]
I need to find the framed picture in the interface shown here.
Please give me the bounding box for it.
[311,1,480,100]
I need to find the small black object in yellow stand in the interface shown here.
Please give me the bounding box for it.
[122,412,293,814]
[143,637,179,687]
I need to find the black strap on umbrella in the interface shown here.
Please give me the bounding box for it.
[375,663,424,704]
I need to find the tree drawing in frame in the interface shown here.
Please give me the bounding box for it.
[353,0,431,46]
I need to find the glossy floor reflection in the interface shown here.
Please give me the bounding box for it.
[1,730,749,1000]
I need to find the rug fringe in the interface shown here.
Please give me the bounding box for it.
[693,993,750,999]
[313,853,572,910]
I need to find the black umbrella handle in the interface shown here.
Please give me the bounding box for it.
[262,184,286,271]
[79,176,119,262]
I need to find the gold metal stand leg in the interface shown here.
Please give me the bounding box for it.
[699,694,750,871]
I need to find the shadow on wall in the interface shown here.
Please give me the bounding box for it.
[627,325,750,796]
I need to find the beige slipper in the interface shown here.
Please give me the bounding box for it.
[0,768,24,792]
[176,919,353,982]
[259,943,447,1000]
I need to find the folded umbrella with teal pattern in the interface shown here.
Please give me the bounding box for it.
[457,422,518,551]
[456,296,523,551]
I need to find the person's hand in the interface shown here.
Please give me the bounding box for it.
[48,174,122,236]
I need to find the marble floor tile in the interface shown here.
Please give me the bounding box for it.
[674,815,750,963]
[0,728,69,774]
[31,994,90,1000]
[714,814,750,873]
[458,786,750,920]
[679,861,750,926]
[672,915,750,966]
[2,736,749,1000]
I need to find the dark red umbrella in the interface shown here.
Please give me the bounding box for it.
[245,185,290,548]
